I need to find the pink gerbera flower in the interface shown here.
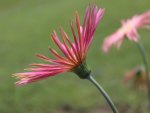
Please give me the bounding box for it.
[14,5,105,86]
[102,11,150,53]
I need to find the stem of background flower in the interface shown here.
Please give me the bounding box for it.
[87,75,119,113]
[136,41,150,106]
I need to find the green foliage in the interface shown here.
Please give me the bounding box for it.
[0,0,150,113]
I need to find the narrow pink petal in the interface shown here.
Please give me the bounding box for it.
[15,69,68,86]
[26,66,70,72]
[36,54,54,62]
[70,22,81,61]
[30,63,59,67]
[126,28,139,42]
[48,47,68,61]
[82,5,105,53]
[51,32,74,62]
[95,9,105,27]
[102,30,125,53]
[36,54,74,66]
[87,9,105,47]
[60,28,77,64]
[30,63,72,70]
[75,13,83,58]
[61,29,79,61]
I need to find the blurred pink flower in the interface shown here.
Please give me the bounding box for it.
[124,66,147,90]
[102,11,150,53]
[14,5,105,86]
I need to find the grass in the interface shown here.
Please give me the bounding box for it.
[0,0,150,113]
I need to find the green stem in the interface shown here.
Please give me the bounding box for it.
[87,75,119,113]
[136,42,150,103]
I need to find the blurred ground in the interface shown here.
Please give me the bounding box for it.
[54,103,146,113]
[0,0,150,113]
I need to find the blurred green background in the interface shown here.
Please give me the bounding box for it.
[0,0,150,113]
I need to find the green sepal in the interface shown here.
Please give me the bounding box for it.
[72,60,91,79]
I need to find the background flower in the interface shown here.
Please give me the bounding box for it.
[102,11,150,53]
[124,66,147,90]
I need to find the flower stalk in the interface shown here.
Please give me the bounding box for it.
[88,75,119,113]
[136,41,150,104]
